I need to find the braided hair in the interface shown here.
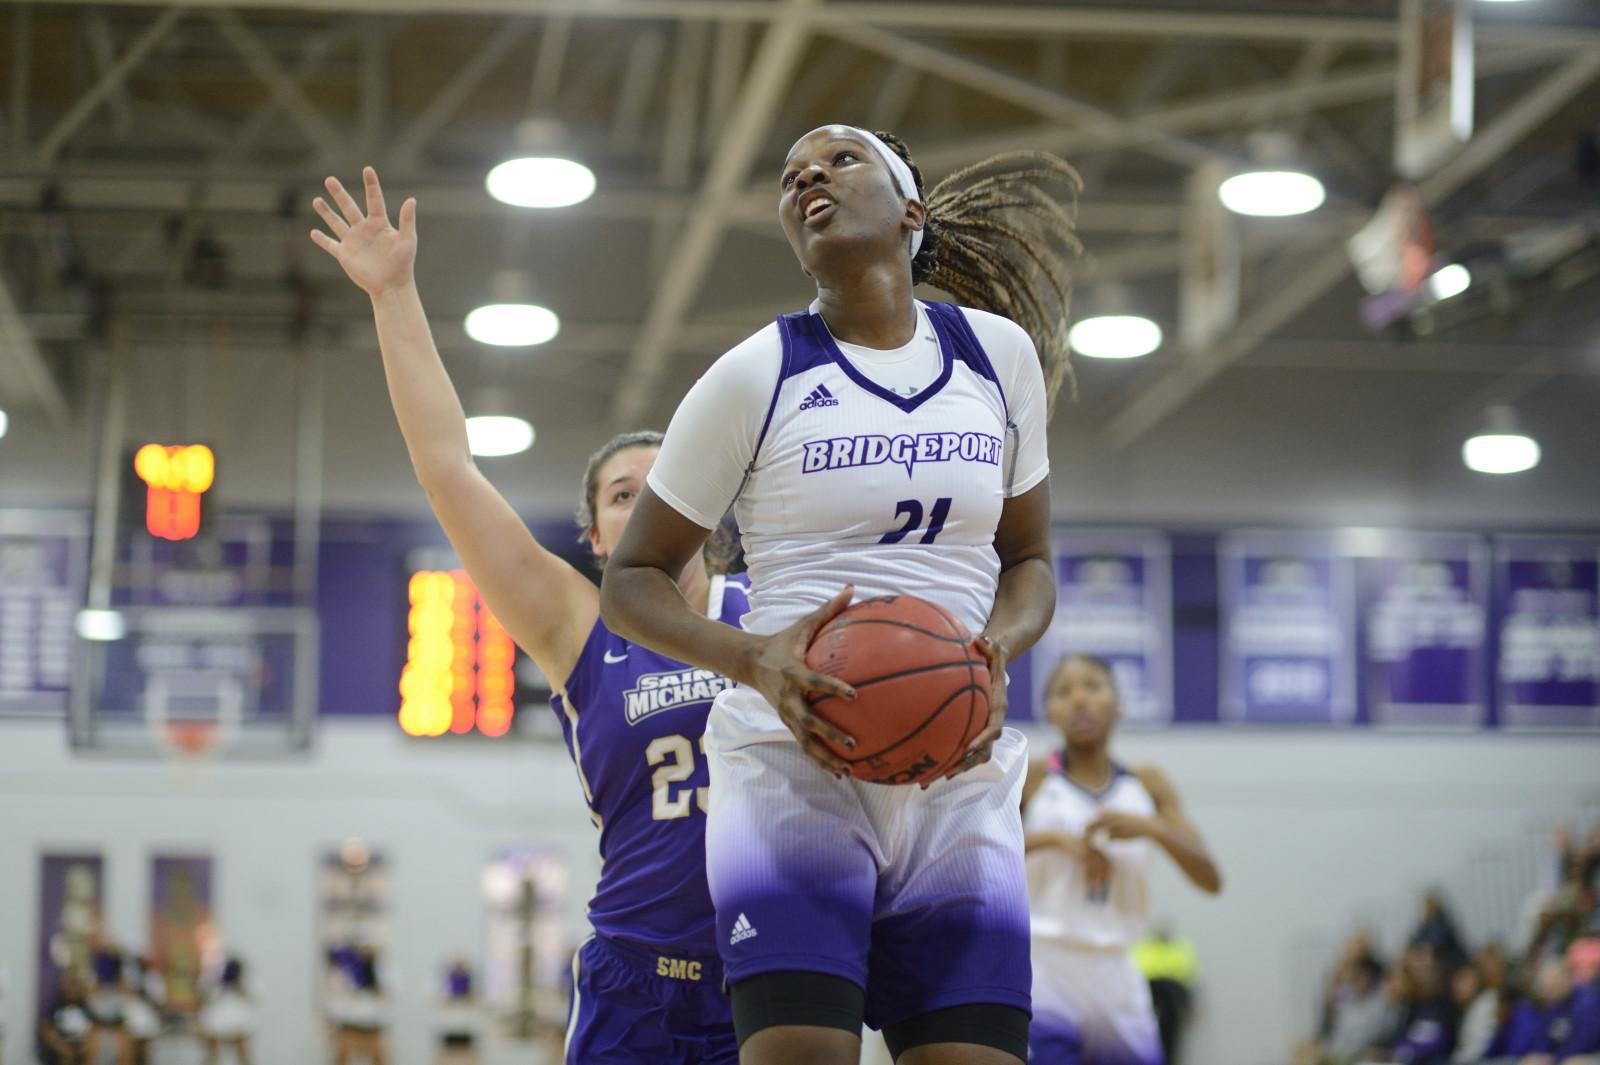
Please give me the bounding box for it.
[874,131,1082,411]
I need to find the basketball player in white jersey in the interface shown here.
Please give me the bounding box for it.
[1023,654,1222,1065]
[602,127,1080,1065]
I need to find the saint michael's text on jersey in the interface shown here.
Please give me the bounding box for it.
[623,668,735,725]
[800,431,1003,478]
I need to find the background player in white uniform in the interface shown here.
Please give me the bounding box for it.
[1023,655,1223,1065]
[601,126,1079,1065]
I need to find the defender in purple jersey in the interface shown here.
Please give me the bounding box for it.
[310,168,740,1064]
[603,127,1081,1065]
[555,570,748,1064]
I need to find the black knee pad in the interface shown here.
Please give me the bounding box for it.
[730,971,865,1045]
[882,1003,1030,1062]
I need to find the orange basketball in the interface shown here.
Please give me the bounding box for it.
[805,595,991,786]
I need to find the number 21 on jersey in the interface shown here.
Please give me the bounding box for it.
[879,496,953,545]
[646,734,709,820]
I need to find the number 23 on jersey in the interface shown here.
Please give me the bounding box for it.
[647,733,709,821]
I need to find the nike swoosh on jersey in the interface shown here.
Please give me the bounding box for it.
[603,650,629,663]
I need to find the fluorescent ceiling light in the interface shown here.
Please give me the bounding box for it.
[1068,315,1163,359]
[486,157,596,209]
[1463,433,1539,475]
[1218,170,1326,217]
[464,303,560,347]
[465,415,535,458]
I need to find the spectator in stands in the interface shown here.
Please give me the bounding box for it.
[39,973,97,1065]
[1412,892,1470,974]
[199,957,254,1065]
[1555,827,1600,896]
[1559,829,1600,987]
[1305,953,1398,1064]
[130,954,165,1015]
[1365,944,1459,1065]
[435,960,481,1065]
[1522,958,1600,1062]
[1527,869,1596,978]
[117,952,162,1065]
[85,948,127,1056]
[1453,956,1501,1063]
[1294,933,1396,1065]
[1323,935,1390,1032]
[1477,947,1510,997]
[81,945,162,1065]
[330,948,388,1065]
[1480,984,1538,1061]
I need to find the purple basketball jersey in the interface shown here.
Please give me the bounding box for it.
[551,574,749,955]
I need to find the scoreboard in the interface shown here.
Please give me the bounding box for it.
[398,548,554,740]
[400,569,517,737]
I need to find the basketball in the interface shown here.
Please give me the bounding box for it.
[805,595,991,786]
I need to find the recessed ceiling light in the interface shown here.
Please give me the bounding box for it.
[1463,407,1539,474]
[1068,315,1163,359]
[486,157,596,209]
[464,304,560,347]
[1463,433,1539,474]
[465,415,535,458]
[1218,170,1326,217]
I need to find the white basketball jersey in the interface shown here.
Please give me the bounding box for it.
[731,300,1017,638]
[1024,754,1157,950]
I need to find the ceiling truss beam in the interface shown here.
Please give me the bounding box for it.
[37,7,185,164]
[387,19,533,168]
[839,23,1227,172]
[0,272,69,421]
[29,2,1600,50]
[609,0,816,426]
[1097,47,1600,450]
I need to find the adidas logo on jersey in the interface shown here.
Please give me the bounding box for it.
[798,383,840,410]
[729,913,758,945]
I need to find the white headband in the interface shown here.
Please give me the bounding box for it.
[843,126,925,260]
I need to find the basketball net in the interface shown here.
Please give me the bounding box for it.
[160,719,221,794]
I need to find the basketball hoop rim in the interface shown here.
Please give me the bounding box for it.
[162,720,220,759]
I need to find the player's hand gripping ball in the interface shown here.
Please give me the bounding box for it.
[805,595,991,786]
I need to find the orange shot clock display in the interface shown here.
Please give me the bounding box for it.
[133,444,215,541]
[399,569,517,738]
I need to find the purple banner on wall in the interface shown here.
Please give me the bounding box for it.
[1220,532,1356,724]
[35,854,105,1027]
[1496,537,1600,730]
[1,511,88,716]
[1030,531,1172,726]
[150,855,216,1015]
[1361,532,1488,727]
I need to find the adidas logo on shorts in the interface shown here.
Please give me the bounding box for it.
[798,383,840,410]
[729,913,758,945]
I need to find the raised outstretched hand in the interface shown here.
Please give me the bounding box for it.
[309,166,417,299]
